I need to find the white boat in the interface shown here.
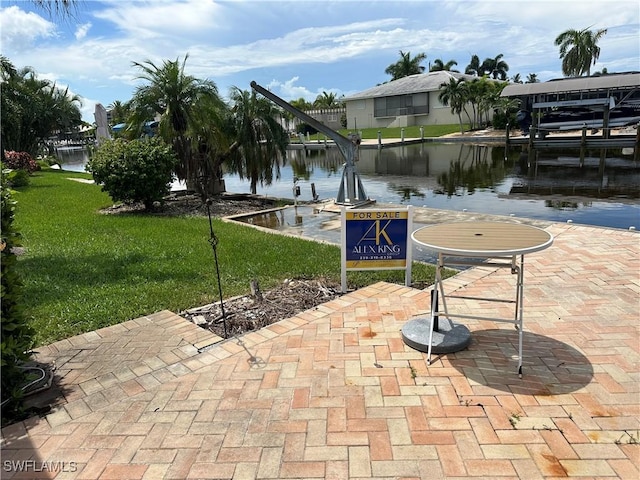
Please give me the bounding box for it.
[536,97,640,133]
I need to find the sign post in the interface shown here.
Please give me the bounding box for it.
[340,207,413,292]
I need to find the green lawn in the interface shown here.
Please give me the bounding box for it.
[14,170,442,345]
[292,124,468,142]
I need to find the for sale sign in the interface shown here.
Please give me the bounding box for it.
[341,207,413,292]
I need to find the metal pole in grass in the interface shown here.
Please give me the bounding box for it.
[206,198,228,338]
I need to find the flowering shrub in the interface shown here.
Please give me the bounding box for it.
[3,151,38,174]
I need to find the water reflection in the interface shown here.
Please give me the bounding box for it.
[239,205,340,244]
[272,144,639,229]
[513,150,640,199]
[55,143,640,230]
[54,146,89,172]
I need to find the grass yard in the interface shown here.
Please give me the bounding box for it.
[292,124,468,143]
[13,170,441,345]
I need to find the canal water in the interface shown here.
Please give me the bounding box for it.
[56,142,639,230]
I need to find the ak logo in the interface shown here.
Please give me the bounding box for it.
[359,219,393,245]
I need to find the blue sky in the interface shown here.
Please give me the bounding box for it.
[2,0,639,122]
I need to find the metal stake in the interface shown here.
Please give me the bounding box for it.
[206,199,228,338]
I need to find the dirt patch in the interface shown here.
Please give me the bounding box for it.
[180,277,344,338]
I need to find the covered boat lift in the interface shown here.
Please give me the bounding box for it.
[501,72,640,138]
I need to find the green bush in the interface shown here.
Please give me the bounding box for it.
[2,168,30,187]
[87,137,178,210]
[1,168,36,424]
[492,110,517,130]
[296,123,318,136]
[36,155,60,169]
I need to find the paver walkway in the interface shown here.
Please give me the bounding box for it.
[1,222,638,479]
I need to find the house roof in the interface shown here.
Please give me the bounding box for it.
[344,71,479,100]
[501,72,640,97]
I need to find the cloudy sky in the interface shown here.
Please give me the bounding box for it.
[2,0,639,122]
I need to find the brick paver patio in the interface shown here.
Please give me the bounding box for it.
[1,222,638,479]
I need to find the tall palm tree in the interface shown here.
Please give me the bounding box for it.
[430,59,458,72]
[465,55,482,76]
[480,54,509,80]
[554,27,607,77]
[128,54,226,188]
[438,78,469,133]
[511,73,523,84]
[226,87,288,194]
[385,51,427,80]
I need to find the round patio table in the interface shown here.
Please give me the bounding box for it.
[404,221,553,377]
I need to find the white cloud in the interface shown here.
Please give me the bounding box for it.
[265,77,351,103]
[75,22,92,40]
[267,77,315,101]
[93,0,224,39]
[0,5,57,51]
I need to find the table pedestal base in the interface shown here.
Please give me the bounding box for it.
[401,318,471,354]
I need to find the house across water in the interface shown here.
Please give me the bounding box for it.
[343,71,482,130]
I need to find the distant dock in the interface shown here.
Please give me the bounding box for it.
[288,127,639,159]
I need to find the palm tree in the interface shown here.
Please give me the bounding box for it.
[281,98,314,132]
[465,55,482,76]
[554,27,608,77]
[313,91,340,109]
[385,51,427,81]
[290,98,313,111]
[495,96,521,117]
[1,57,82,156]
[438,78,469,133]
[30,0,76,16]
[226,87,288,194]
[525,73,540,83]
[430,59,459,72]
[479,81,509,126]
[480,54,509,80]
[107,100,130,126]
[128,54,226,189]
[511,73,523,84]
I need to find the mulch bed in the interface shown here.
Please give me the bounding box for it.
[99,192,281,218]
[180,277,343,338]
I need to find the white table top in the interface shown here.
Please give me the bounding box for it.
[412,221,553,257]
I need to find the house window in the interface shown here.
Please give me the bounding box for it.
[374,93,428,117]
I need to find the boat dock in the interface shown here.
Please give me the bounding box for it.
[289,127,639,160]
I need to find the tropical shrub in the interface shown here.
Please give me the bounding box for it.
[492,110,517,130]
[3,151,38,173]
[3,168,30,187]
[296,123,318,136]
[87,137,178,210]
[1,168,36,425]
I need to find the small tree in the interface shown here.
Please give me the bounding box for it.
[87,137,178,210]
